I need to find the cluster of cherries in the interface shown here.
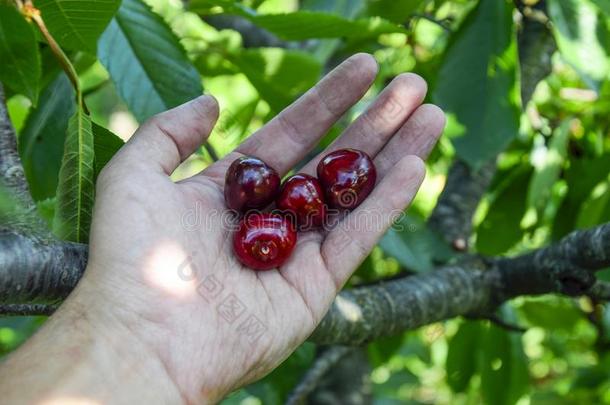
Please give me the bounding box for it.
[226,148,377,270]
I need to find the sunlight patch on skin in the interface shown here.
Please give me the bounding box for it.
[143,241,198,298]
[334,295,363,322]
[40,397,101,405]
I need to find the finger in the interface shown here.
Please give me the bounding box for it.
[321,155,425,286]
[119,95,219,175]
[202,53,378,181]
[300,73,427,176]
[374,104,445,177]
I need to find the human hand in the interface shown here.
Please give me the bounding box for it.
[64,53,445,403]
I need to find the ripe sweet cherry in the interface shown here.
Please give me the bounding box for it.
[276,174,327,229]
[233,212,297,270]
[224,156,281,212]
[316,148,376,210]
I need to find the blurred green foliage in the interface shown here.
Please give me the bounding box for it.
[1,0,610,403]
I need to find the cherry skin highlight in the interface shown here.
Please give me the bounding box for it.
[224,156,281,212]
[317,148,377,210]
[233,212,297,270]
[276,174,327,229]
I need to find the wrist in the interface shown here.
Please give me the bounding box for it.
[72,271,227,404]
[61,281,188,404]
[0,279,186,404]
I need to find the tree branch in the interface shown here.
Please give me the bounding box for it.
[427,160,495,250]
[310,224,610,345]
[0,303,57,316]
[0,231,87,304]
[285,346,354,405]
[306,347,372,405]
[1,83,88,305]
[518,0,554,106]
[203,15,289,48]
[496,224,610,300]
[0,84,37,214]
[311,265,493,345]
[588,281,610,301]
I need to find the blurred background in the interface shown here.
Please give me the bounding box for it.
[3,0,610,404]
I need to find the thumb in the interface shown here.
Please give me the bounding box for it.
[119,95,219,175]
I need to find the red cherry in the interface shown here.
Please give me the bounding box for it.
[276,174,327,229]
[317,148,376,210]
[233,212,297,270]
[224,156,281,212]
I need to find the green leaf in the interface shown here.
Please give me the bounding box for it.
[480,310,529,405]
[526,122,570,220]
[0,4,41,104]
[476,165,532,255]
[36,0,121,52]
[0,183,24,223]
[212,98,258,147]
[251,12,407,40]
[366,0,425,23]
[302,0,365,17]
[592,0,610,16]
[231,48,322,112]
[552,152,610,239]
[433,0,520,168]
[548,0,610,90]
[571,365,609,390]
[219,390,251,405]
[446,321,482,393]
[247,343,316,402]
[576,179,610,228]
[189,3,407,40]
[98,0,203,122]
[36,198,56,229]
[53,104,95,243]
[379,214,454,272]
[92,122,124,180]
[18,74,75,201]
[187,0,249,15]
[368,333,405,367]
[518,297,582,332]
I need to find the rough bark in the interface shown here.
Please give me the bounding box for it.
[306,348,372,405]
[310,224,610,345]
[311,266,493,345]
[0,85,48,236]
[285,346,356,405]
[427,160,496,249]
[0,85,35,212]
[518,0,555,106]
[0,231,87,303]
[589,281,610,301]
[204,15,288,48]
[496,224,610,301]
[0,303,57,316]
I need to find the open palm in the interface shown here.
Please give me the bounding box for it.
[76,53,445,403]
